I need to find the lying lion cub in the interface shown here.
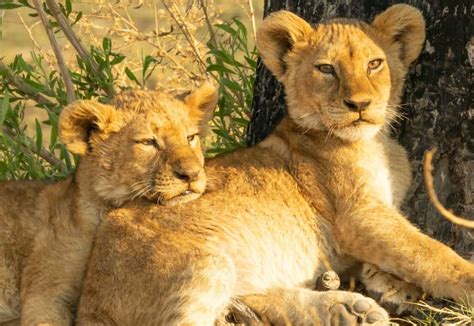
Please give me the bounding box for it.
[0,84,217,325]
[77,4,473,325]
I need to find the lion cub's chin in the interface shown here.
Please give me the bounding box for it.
[159,191,203,207]
[332,124,382,142]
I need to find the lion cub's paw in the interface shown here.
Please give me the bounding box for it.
[361,264,423,315]
[314,291,390,326]
[230,289,389,325]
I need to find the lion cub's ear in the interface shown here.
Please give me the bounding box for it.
[59,100,119,155]
[185,83,218,136]
[257,10,313,80]
[372,4,426,67]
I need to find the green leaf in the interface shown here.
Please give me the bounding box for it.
[102,38,111,54]
[35,119,42,153]
[65,0,72,14]
[110,54,126,65]
[206,64,234,74]
[0,90,10,131]
[215,23,237,36]
[124,67,141,86]
[0,3,23,9]
[208,48,244,68]
[18,0,33,8]
[72,11,83,26]
[244,55,257,69]
[142,55,155,73]
[220,78,242,92]
[60,146,73,171]
[48,112,58,146]
[233,18,247,34]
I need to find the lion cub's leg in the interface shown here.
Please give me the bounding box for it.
[77,251,236,326]
[338,203,474,303]
[20,227,95,326]
[359,138,422,312]
[77,212,238,325]
[231,288,390,325]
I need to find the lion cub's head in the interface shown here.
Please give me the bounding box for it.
[257,4,425,141]
[58,83,217,207]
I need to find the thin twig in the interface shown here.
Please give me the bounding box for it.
[0,60,55,107]
[33,0,76,103]
[2,126,67,171]
[245,0,257,44]
[423,148,474,228]
[16,13,55,70]
[199,0,217,48]
[162,1,207,72]
[44,0,94,70]
[44,0,114,98]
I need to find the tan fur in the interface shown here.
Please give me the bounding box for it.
[77,5,473,325]
[0,84,217,325]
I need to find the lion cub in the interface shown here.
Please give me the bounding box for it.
[0,84,217,325]
[77,4,473,326]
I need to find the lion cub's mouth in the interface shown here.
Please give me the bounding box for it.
[352,118,371,125]
[160,190,202,207]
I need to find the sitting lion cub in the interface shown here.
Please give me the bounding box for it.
[0,84,217,325]
[77,4,473,326]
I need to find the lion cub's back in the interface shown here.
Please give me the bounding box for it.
[0,179,50,245]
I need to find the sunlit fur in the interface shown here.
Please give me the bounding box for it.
[0,84,217,325]
[77,5,473,326]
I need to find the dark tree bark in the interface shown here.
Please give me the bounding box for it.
[247,0,473,255]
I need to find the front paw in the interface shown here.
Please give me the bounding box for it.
[231,289,389,326]
[360,263,423,314]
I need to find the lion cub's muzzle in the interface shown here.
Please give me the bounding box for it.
[158,155,206,206]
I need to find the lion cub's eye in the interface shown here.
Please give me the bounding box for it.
[315,64,335,75]
[187,134,198,144]
[137,139,158,148]
[368,59,383,71]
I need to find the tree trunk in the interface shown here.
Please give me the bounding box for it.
[247,0,473,255]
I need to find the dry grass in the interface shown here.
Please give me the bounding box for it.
[1,0,263,91]
[393,300,474,325]
[0,0,262,145]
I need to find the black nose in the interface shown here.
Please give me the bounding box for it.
[343,99,371,112]
[173,160,201,183]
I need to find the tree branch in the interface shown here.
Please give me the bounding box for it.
[2,126,67,172]
[32,0,76,103]
[44,0,115,98]
[423,148,474,229]
[0,59,55,107]
[43,0,95,70]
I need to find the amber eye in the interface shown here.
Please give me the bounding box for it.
[368,59,383,71]
[137,139,158,147]
[315,64,335,75]
[187,134,198,143]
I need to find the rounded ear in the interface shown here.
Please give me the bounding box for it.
[372,4,426,67]
[185,82,218,136]
[257,10,313,80]
[59,100,119,155]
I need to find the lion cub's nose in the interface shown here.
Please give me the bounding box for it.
[172,158,201,183]
[343,99,371,112]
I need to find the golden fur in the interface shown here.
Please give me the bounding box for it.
[77,5,473,325]
[0,84,217,325]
